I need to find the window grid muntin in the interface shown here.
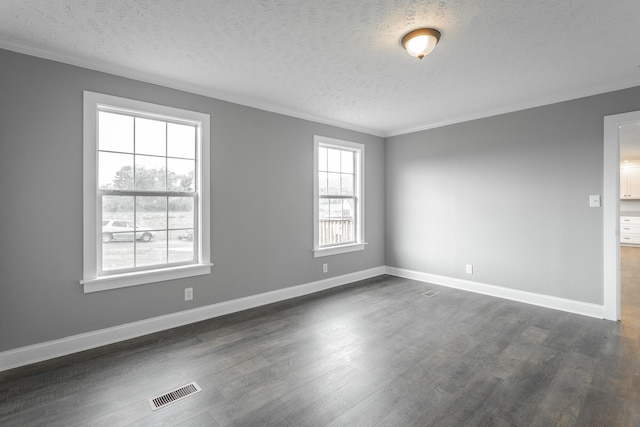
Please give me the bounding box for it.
[98,110,197,191]
[318,143,358,247]
[98,193,199,275]
[97,106,199,276]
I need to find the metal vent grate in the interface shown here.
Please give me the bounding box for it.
[422,290,439,297]
[148,382,201,411]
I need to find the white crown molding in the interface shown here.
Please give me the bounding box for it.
[0,266,385,372]
[5,38,639,141]
[0,39,385,138]
[385,266,605,319]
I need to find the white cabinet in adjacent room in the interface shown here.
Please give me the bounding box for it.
[620,164,640,199]
[621,216,640,246]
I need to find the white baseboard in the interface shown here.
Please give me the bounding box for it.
[0,266,385,372]
[385,266,605,319]
[2,265,604,372]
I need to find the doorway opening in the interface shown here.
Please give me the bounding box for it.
[603,110,640,321]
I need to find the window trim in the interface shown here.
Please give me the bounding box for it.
[82,91,211,292]
[313,135,366,258]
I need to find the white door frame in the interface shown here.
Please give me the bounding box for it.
[603,110,640,320]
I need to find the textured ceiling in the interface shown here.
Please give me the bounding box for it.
[1,0,640,136]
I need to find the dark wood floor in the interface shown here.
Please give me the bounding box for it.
[2,268,640,426]
[622,246,640,332]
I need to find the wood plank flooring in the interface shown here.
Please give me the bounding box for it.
[1,269,640,426]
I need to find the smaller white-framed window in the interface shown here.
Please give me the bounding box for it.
[82,91,211,292]
[313,135,365,257]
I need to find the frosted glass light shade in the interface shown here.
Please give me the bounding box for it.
[402,28,441,59]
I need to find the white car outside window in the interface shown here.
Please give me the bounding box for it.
[102,219,155,243]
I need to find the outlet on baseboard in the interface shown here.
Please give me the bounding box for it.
[184,287,193,301]
[323,263,328,273]
[465,264,473,274]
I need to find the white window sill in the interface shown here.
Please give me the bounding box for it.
[81,263,213,293]
[313,242,366,258]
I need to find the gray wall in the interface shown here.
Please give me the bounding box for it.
[0,49,385,352]
[386,86,640,305]
[4,43,640,354]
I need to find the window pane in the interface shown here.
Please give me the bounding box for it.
[319,198,330,220]
[168,158,195,191]
[327,148,341,172]
[136,196,167,230]
[318,146,328,171]
[169,230,195,263]
[102,195,134,217]
[107,221,134,242]
[319,172,328,196]
[135,155,166,191]
[136,230,167,267]
[102,240,134,271]
[320,198,354,245]
[168,123,196,159]
[174,229,194,242]
[341,173,353,196]
[329,198,343,219]
[343,221,355,243]
[328,172,340,195]
[135,117,166,156]
[99,152,133,190]
[343,198,355,220]
[341,151,354,173]
[101,200,134,271]
[343,199,355,243]
[99,111,133,153]
[169,197,194,229]
[319,218,328,246]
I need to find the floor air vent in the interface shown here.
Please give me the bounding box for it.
[422,290,439,297]
[148,382,202,411]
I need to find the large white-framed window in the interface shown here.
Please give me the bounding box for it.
[313,135,365,257]
[82,91,211,292]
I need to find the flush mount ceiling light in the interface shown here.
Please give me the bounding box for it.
[401,28,441,60]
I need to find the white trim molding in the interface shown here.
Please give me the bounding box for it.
[0,266,385,372]
[385,267,605,319]
[82,91,212,292]
[0,40,384,138]
[313,135,366,257]
[2,264,610,372]
[4,39,640,139]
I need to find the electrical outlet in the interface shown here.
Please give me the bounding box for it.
[184,287,193,301]
[466,264,473,274]
[323,263,328,273]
